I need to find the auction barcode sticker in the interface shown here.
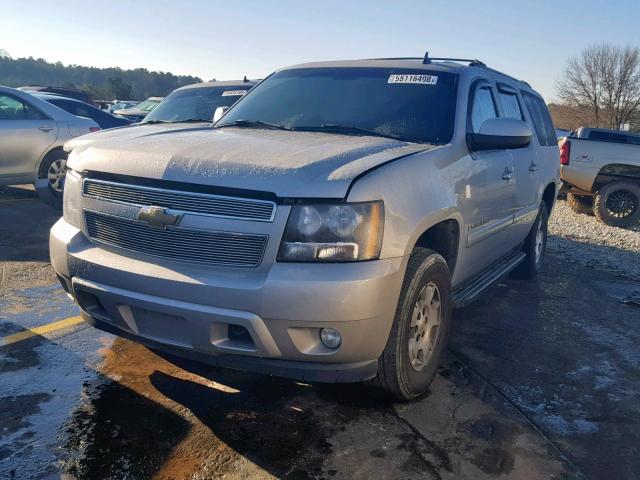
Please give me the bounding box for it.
[222,90,248,96]
[388,74,438,85]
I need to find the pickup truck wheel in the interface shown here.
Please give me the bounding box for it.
[593,182,640,227]
[511,203,548,279]
[371,248,451,400]
[566,193,593,215]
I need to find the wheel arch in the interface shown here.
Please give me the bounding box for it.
[36,146,67,179]
[542,182,557,214]
[410,218,461,277]
[594,163,640,190]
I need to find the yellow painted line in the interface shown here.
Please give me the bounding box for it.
[1,316,84,347]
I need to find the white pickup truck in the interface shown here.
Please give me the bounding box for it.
[560,127,640,227]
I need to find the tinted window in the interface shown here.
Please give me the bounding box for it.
[135,99,161,112]
[218,68,458,144]
[470,86,497,133]
[0,93,47,120]
[497,91,523,120]
[522,92,556,146]
[144,87,249,123]
[588,131,628,143]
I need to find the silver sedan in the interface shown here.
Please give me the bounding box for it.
[0,85,99,207]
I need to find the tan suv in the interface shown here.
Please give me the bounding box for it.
[51,54,559,399]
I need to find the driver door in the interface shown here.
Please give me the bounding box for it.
[461,81,517,276]
[0,92,57,181]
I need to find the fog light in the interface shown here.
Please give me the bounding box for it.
[320,328,341,349]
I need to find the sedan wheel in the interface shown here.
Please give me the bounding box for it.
[47,158,67,193]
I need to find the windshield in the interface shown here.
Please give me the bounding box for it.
[217,68,458,144]
[135,99,161,112]
[143,87,248,123]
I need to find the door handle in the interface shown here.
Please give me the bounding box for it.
[502,166,514,180]
[529,163,538,172]
[38,126,53,132]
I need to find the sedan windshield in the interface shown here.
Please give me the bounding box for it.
[217,68,458,144]
[135,99,161,112]
[143,87,249,124]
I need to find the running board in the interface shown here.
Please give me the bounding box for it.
[452,250,526,308]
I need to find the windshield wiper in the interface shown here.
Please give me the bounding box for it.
[215,119,292,131]
[179,118,211,123]
[140,119,169,125]
[291,124,402,141]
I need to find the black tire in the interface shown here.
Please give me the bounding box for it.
[371,248,452,401]
[566,193,593,215]
[36,150,67,209]
[511,203,549,279]
[593,181,640,228]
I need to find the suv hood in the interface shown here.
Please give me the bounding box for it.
[64,123,207,153]
[67,126,439,198]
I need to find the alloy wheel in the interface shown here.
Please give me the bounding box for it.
[408,281,441,371]
[47,158,67,193]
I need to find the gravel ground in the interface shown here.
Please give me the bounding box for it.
[548,199,640,281]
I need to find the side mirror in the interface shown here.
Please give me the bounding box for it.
[213,106,229,123]
[467,118,532,151]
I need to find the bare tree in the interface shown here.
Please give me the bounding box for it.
[556,44,640,129]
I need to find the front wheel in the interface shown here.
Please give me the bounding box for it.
[511,203,549,279]
[593,182,640,228]
[371,248,452,400]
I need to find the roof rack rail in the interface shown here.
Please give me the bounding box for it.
[422,51,486,67]
[367,57,423,61]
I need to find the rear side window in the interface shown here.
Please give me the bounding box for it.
[522,92,556,146]
[470,86,497,133]
[588,131,628,143]
[497,90,523,120]
[0,93,48,120]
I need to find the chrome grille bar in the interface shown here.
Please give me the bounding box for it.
[84,210,268,267]
[83,179,276,222]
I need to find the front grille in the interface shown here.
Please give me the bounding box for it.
[83,179,275,222]
[84,210,267,267]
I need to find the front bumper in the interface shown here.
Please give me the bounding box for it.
[50,218,405,382]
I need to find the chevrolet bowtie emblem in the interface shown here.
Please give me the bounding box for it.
[137,206,181,229]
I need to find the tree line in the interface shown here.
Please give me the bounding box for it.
[554,44,640,132]
[0,54,202,100]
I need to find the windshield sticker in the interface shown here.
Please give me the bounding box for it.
[222,90,248,96]
[388,74,438,85]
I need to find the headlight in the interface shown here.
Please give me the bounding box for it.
[278,201,384,262]
[62,169,82,228]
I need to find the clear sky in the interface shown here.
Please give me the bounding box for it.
[2,0,639,101]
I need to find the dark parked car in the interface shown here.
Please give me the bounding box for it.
[141,79,257,125]
[35,94,132,129]
[113,97,164,122]
[19,85,97,106]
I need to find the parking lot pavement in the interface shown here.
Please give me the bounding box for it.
[1,187,638,479]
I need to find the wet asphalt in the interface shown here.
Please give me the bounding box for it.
[1,185,639,480]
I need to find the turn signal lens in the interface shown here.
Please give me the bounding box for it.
[559,139,571,165]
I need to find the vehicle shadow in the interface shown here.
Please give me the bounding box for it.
[0,332,192,480]
[0,186,60,263]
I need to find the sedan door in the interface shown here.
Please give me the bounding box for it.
[0,93,58,182]
[461,81,517,276]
